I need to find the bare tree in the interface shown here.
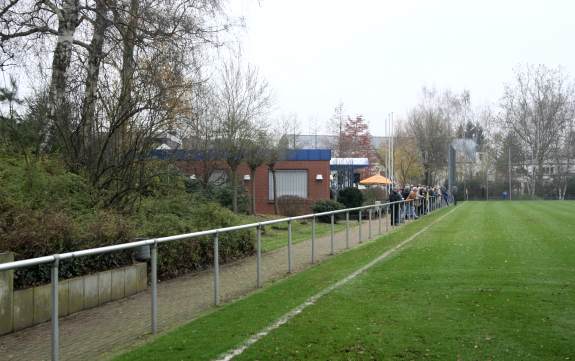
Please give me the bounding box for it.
[244,128,270,215]
[266,133,290,215]
[1,0,233,208]
[377,125,423,186]
[179,81,220,188]
[215,56,272,213]
[280,112,300,149]
[407,87,468,185]
[551,118,574,199]
[500,64,575,196]
[327,102,346,157]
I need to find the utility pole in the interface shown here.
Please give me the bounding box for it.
[386,113,391,193]
[391,112,394,185]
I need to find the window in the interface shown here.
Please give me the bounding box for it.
[269,170,308,200]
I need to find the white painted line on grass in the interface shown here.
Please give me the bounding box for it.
[214,206,460,361]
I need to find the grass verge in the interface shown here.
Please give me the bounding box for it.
[236,201,575,360]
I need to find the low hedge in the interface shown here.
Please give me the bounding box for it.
[311,200,345,223]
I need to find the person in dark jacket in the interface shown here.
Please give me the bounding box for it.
[389,187,402,226]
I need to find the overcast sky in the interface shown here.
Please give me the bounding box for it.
[228,0,575,136]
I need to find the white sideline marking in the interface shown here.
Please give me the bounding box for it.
[214,206,459,361]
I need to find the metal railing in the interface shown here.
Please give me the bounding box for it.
[0,196,447,361]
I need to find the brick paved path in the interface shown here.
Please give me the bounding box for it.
[0,214,399,361]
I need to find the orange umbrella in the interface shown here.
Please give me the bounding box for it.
[359,174,392,185]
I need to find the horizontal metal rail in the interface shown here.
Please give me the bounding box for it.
[0,195,447,361]
[0,199,411,272]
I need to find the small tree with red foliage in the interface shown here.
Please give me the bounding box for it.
[341,115,376,177]
[341,116,375,157]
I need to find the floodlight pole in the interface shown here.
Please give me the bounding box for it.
[390,112,394,184]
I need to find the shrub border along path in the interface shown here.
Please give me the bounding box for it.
[0,207,421,361]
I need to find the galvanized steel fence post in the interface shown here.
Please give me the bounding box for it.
[311,217,316,264]
[358,210,362,242]
[256,225,262,288]
[378,206,382,235]
[213,233,220,306]
[51,255,60,361]
[288,220,293,273]
[330,214,335,255]
[345,212,350,248]
[151,242,158,334]
[368,209,372,240]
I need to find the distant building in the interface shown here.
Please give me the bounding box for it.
[151,149,332,214]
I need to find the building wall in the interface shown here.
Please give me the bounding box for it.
[176,160,331,214]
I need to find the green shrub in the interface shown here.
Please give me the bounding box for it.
[338,187,364,209]
[311,200,344,223]
[211,185,250,214]
[0,155,255,289]
[132,194,255,280]
[277,195,310,217]
[186,179,250,214]
[3,209,136,289]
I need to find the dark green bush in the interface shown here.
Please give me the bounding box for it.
[3,209,136,289]
[212,185,250,214]
[338,187,364,209]
[186,179,250,214]
[311,200,344,223]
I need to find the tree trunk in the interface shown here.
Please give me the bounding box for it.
[116,0,139,152]
[45,0,80,151]
[250,167,257,215]
[82,0,108,174]
[231,167,238,213]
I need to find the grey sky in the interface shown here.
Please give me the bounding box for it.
[229,0,575,136]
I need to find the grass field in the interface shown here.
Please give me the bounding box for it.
[116,201,575,361]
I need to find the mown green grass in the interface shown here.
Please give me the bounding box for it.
[236,201,575,360]
[115,205,449,361]
[115,202,575,361]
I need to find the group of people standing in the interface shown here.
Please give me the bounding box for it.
[388,185,451,226]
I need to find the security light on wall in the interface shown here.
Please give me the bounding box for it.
[189,174,197,180]
[243,174,251,181]
[315,174,324,181]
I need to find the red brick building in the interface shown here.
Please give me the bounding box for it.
[154,149,332,214]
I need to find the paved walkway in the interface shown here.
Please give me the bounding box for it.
[0,214,400,361]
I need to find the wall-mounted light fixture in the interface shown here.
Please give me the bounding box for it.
[189,174,197,180]
[315,174,324,181]
[243,174,251,181]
